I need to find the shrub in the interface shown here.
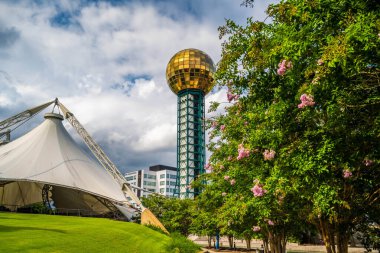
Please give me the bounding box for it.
[144,224,167,235]
[165,232,201,253]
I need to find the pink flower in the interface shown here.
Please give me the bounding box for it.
[205,164,213,174]
[237,144,250,160]
[252,226,261,232]
[211,121,218,128]
[278,60,286,67]
[220,125,226,131]
[220,165,225,169]
[277,60,292,76]
[224,175,230,181]
[251,184,267,197]
[298,94,315,108]
[230,179,236,185]
[222,192,227,196]
[227,88,240,102]
[317,59,324,66]
[263,149,276,161]
[277,66,286,76]
[343,169,352,178]
[363,159,374,166]
[228,156,233,161]
[244,121,248,126]
[186,185,192,189]
[267,220,275,226]
[227,92,235,102]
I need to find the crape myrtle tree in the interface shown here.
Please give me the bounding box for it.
[201,0,380,253]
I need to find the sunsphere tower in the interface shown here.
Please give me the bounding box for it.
[166,48,215,199]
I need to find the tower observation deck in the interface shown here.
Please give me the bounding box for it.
[166,48,215,199]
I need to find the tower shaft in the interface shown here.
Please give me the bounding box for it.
[174,89,205,199]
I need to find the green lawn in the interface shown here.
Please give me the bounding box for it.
[0,212,171,253]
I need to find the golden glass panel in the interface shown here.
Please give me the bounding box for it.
[166,48,215,95]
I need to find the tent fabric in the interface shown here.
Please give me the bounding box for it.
[52,186,110,214]
[0,113,128,211]
[0,181,44,211]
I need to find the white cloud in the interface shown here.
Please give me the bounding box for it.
[133,123,177,152]
[0,0,275,171]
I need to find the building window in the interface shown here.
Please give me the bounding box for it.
[160,174,165,179]
[170,174,177,179]
[144,174,156,179]
[170,181,176,186]
[160,181,165,185]
[144,181,156,187]
[160,188,165,193]
[126,176,135,181]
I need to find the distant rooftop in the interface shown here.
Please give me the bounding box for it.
[149,165,176,172]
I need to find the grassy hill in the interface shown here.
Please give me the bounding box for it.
[0,212,171,253]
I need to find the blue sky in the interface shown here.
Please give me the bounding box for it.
[0,0,275,172]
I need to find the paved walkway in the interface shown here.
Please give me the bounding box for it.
[193,237,369,253]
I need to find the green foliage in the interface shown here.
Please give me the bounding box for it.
[30,202,51,214]
[200,0,380,252]
[141,194,194,236]
[164,232,201,253]
[144,224,167,235]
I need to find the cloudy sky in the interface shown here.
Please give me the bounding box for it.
[0,0,274,173]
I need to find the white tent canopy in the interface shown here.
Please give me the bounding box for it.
[0,113,130,215]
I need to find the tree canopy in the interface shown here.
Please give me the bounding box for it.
[199,0,380,253]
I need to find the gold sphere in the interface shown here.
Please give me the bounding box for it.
[166,48,215,95]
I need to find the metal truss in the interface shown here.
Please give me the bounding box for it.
[0,101,54,135]
[0,100,54,144]
[57,100,143,209]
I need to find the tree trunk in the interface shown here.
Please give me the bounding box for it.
[316,218,351,253]
[280,229,287,253]
[207,235,212,248]
[318,218,335,253]
[263,237,270,253]
[267,230,288,253]
[244,236,252,250]
[336,231,349,253]
[228,234,234,249]
[266,230,288,253]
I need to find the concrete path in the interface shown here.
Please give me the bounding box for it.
[193,237,369,253]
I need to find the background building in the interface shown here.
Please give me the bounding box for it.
[166,49,215,199]
[124,165,177,198]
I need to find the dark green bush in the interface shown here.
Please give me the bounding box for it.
[165,232,201,253]
[144,224,167,235]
